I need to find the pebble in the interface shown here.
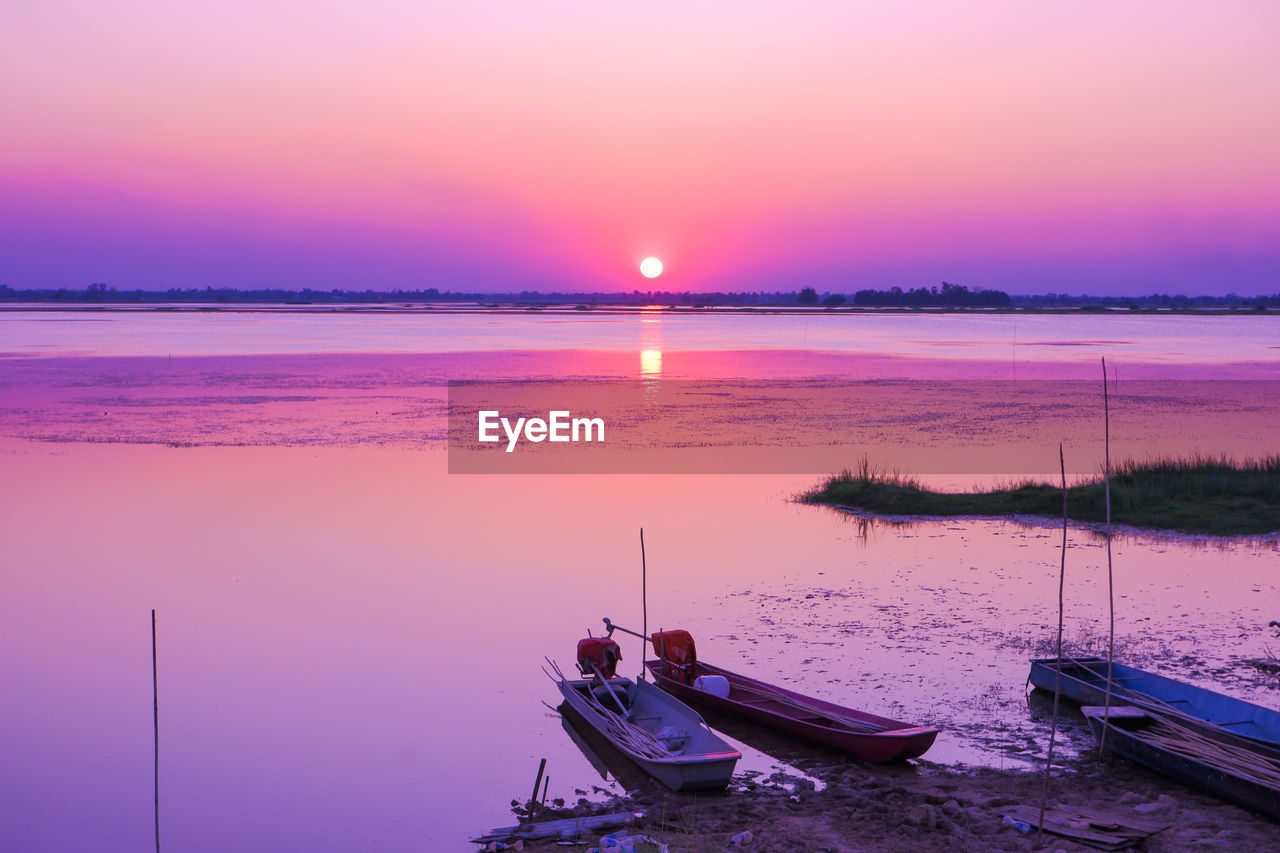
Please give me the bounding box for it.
[905,804,937,831]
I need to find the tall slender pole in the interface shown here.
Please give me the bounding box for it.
[528,757,546,813]
[1101,358,1117,752]
[1037,444,1069,845]
[152,609,160,853]
[640,528,648,680]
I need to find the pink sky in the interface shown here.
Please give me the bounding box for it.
[2,2,1278,294]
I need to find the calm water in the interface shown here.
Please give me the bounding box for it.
[1,308,1278,851]
[4,306,1280,368]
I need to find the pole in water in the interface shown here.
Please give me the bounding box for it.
[640,527,647,681]
[529,757,546,812]
[1100,357,1117,754]
[1037,443,1069,845]
[152,609,160,853]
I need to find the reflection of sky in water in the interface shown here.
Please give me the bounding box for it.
[4,309,1280,367]
[2,440,1276,849]
[2,315,1278,849]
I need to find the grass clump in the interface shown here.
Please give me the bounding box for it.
[803,454,1280,536]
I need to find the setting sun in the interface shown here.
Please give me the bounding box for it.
[639,256,663,278]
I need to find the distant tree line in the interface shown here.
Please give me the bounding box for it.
[1010,291,1280,309]
[1,282,1276,309]
[0,283,794,307]
[852,281,1011,307]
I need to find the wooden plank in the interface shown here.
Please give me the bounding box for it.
[1065,806,1173,835]
[1003,806,1134,848]
[1002,804,1169,851]
[471,810,643,843]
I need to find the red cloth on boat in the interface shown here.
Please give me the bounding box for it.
[576,637,622,678]
[651,630,697,683]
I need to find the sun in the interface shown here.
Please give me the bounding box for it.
[639,256,663,278]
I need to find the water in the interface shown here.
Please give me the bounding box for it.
[1,308,1278,851]
[3,306,1279,368]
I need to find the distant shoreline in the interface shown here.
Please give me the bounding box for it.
[0,302,1274,317]
[2,282,1277,312]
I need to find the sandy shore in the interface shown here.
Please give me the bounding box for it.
[504,751,1277,852]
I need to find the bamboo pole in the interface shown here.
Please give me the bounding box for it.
[640,528,648,681]
[1037,444,1069,846]
[528,758,546,812]
[544,658,671,759]
[1101,358,1117,753]
[152,609,160,853]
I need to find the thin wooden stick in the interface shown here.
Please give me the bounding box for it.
[529,758,546,812]
[543,659,671,758]
[708,672,888,733]
[152,609,160,853]
[640,528,648,681]
[1100,358,1117,754]
[592,670,629,717]
[1134,717,1280,787]
[1037,444,1069,846]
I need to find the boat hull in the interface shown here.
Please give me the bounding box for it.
[645,659,938,763]
[556,676,740,792]
[1082,706,1280,821]
[1029,657,1280,751]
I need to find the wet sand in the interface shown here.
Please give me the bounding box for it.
[513,746,1279,852]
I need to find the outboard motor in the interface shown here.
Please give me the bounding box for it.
[652,629,697,684]
[576,636,622,679]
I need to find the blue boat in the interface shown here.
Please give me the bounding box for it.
[1082,706,1280,821]
[1029,657,1280,751]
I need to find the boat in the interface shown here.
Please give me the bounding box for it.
[603,619,939,763]
[1029,657,1280,750]
[1082,705,1280,821]
[547,637,740,792]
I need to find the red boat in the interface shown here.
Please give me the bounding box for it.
[603,619,939,763]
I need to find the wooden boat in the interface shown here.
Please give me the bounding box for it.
[550,637,738,792]
[1082,705,1280,821]
[600,619,937,763]
[1029,657,1280,750]
[554,674,741,791]
[643,659,939,763]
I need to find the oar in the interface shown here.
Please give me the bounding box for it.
[592,669,631,719]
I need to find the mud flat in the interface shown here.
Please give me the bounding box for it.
[505,754,1278,852]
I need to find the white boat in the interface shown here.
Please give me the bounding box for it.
[554,673,741,792]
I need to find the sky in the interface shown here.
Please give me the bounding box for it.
[2,1,1278,295]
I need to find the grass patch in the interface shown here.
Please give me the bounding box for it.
[802,455,1280,536]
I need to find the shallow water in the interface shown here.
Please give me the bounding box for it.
[1,310,1278,850]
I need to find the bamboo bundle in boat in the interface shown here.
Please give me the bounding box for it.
[1062,657,1268,745]
[1134,716,1280,790]
[545,659,672,760]
[734,678,888,733]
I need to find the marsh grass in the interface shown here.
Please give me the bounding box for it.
[803,454,1280,535]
